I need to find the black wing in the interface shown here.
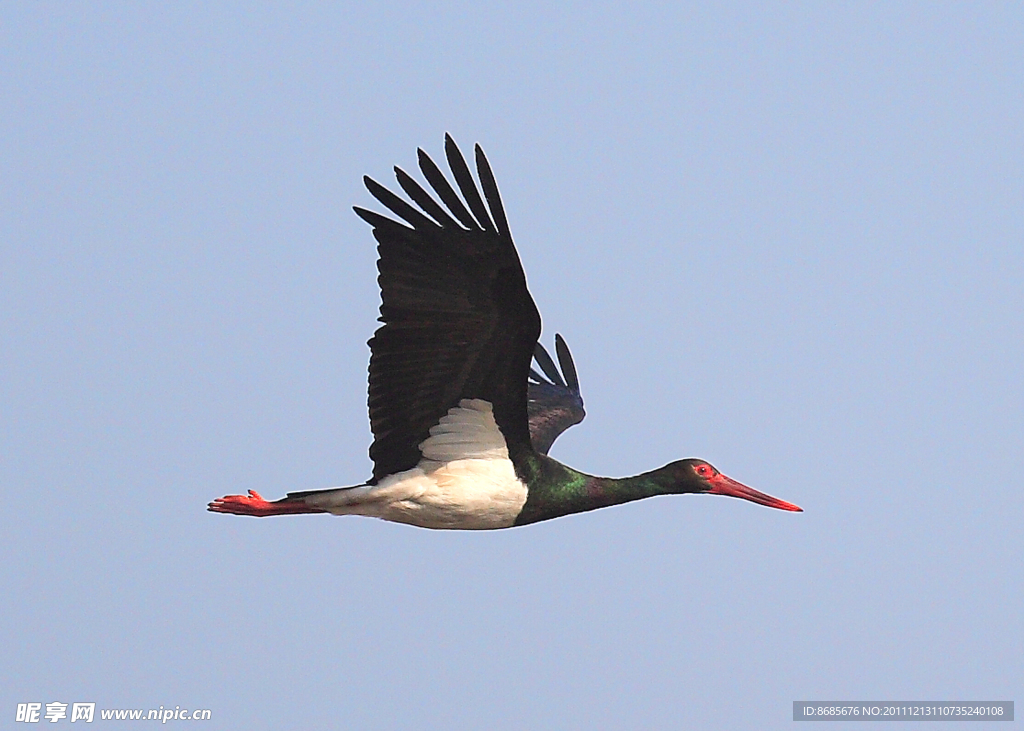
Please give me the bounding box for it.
[354,135,542,483]
[528,334,586,455]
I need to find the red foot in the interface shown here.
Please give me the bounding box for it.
[207,490,326,517]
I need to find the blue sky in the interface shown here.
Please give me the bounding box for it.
[2,3,1021,729]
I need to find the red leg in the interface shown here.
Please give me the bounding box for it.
[207,490,327,517]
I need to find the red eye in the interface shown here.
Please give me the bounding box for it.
[696,464,710,477]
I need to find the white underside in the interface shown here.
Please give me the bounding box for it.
[303,399,528,530]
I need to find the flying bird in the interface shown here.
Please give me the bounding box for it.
[209,136,802,528]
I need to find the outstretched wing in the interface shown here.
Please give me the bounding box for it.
[354,135,542,483]
[528,334,586,455]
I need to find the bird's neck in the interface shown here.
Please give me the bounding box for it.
[512,452,685,526]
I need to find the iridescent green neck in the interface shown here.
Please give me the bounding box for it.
[512,452,682,526]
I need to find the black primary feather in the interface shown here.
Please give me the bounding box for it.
[357,136,541,482]
[528,335,586,455]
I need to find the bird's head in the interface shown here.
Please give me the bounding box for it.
[670,458,802,511]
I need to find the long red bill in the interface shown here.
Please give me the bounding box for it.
[707,473,803,512]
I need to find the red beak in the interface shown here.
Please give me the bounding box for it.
[707,473,803,512]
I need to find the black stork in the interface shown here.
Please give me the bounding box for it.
[209,136,802,528]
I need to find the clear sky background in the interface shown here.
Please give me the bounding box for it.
[2,3,1021,729]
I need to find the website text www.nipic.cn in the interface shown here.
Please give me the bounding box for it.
[16,703,211,723]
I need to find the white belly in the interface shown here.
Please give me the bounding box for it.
[305,458,528,530]
[302,399,529,530]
